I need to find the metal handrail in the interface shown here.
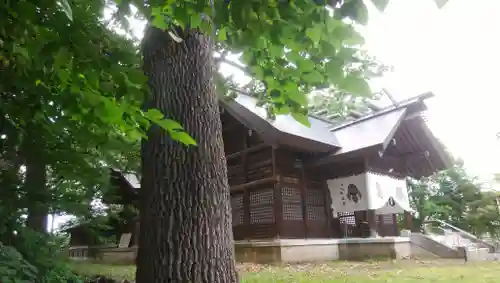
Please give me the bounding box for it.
[423,218,496,251]
[423,225,446,236]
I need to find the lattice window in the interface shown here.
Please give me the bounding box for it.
[231,194,244,210]
[250,206,274,224]
[282,203,303,220]
[231,194,245,226]
[232,209,244,226]
[306,190,324,206]
[281,187,301,203]
[249,189,274,206]
[307,206,325,221]
[382,214,394,224]
[338,212,356,225]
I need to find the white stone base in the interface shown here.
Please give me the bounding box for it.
[234,237,418,262]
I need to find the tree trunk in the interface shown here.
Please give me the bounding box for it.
[24,131,48,233]
[136,27,238,283]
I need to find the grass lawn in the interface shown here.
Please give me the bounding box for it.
[70,259,500,282]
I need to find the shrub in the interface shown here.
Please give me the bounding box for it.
[0,229,85,283]
[0,242,38,282]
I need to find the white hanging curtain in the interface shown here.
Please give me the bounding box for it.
[328,172,413,215]
[365,172,412,214]
[327,173,369,213]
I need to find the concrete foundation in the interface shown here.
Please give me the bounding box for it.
[234,237,438,263]
[69,236,456,264]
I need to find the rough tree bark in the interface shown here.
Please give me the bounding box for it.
[25,160,48,233]
[0,117,25,244]
[24,127,48,233]
[136,26,238,283]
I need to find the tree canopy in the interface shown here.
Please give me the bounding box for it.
[113,0,449,131]
[408,162,500,238]
[0,0,453,281]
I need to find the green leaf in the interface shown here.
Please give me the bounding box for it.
[250,65,264,80]
[355,1,369,25]
[54,47,70,70]
[287,91,308,106]
[144,109,165,121]
[242,49,254,65]
[58,69,71,85]
[340,74,372,96]
[102,98,124,123]
[337,47,356,61]
[297,59,315,73]
[275,105,290,115]
[303,71,324,84]
[325,58,344,81]
[371,0,390,12]
[125,129,144,142]
[152,16,169,30]
[157,118,184,132]
[291,112,311,127]
[125,69,148,86]
[338,0,368,25]
[190,14,202,29]
[170,131,197,146]
[13,45,29,59]
[268,45,284,58]
[434,0,449,8]
[58,0,73,21]
[306,26,322,46]
[151,7,162,15]
[344,28,365,46]
[218,27,228,41]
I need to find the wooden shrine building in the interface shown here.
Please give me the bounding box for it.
[221,91,451,241]
[68,91,453,263]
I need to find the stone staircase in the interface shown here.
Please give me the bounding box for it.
[416,219,500,261]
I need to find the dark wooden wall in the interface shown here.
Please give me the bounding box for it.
[222,111,332,240]
[223,111,277,239]
[274,149,331,238]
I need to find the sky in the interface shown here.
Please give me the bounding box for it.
[51,0,500,230]
[360,0,500,183]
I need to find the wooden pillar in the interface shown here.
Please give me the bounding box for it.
[392,214,398,236]
[243,189,250,238]
[271,146,277,178]
[300,165,308,237]
[404,211,413,231]
[322,173,334,237]
[274,182,283,238]
[377,214,384,237]
[272,147,282,238]
[242,131,250,239]
[367,210,378,237]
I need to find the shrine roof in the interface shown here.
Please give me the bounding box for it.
[222,90,453,176]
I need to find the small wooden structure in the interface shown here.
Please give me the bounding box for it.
[67,91,453,262]
[65,170,141,249]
